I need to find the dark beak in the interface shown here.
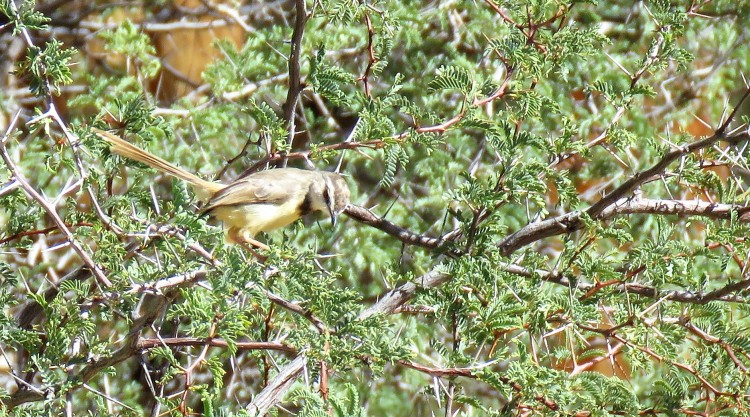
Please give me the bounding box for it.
[327,200,336,227]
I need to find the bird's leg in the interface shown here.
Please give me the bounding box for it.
[242,236,270,251]
[230,229,269,262]
[237,241,267,263]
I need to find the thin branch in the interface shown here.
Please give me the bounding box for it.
[0,178,19,196]
[398,360,560,411]
[678,319,748,372]
[0,125,111,288]
[78,18,235,32]
[221,73,289,101]
[246,355,307,415]
[265,291,329,333]
[609,333,730,396]
[587,130,750,219]
[359,269,452,319]
[600,198,750,221]
[215,134,257,180]
[238,55,512,176]
[344,205,455,250]
[280,0,308,166]
[6,283,167,408]
[359,13,376,98]
[0,222,93,245]
[499,125,750,256]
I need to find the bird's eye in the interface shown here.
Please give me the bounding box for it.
[323,188,331,204]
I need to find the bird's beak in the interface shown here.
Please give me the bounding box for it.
[327,200,336,227]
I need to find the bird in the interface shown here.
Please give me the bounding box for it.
[93,128,350,249]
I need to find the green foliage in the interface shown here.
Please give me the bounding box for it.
[292,385,365,417]
[15,39,74,96]
[0,0,49,32]
[310,47,356,106]
[246,100,289,153]
[3,0,750,416]
[99,20,160,78]
[429,65,474,95]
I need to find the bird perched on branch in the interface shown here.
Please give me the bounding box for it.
[93,128,350,249]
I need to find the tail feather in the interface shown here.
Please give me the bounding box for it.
[93,128,222,201]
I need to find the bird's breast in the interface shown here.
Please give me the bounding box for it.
[210,201,302,237]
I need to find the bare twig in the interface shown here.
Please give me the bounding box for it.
[359,13,376,98]
[246,355,307,415]
[281,0,309,166]
[599,198,750,220]
[359,269,452,319]
[344,205,454,250]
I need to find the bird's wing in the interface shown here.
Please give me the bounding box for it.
[202,169,313,211]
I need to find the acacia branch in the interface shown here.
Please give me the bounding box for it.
[344,205,453,250]
[0,121,111,288]
[351,195,750,327]
[138,337,296,354]
[544,264,750,304]
[246,355,307,415]
[280,0,308,165]
[396,360,560,411]
[359,12,376,98]
[678,319,748,372]
[609,333,730,397]
[499,151,750,255]
[599,198,750,220]
[6,285,167,408]
[359,269,452,319]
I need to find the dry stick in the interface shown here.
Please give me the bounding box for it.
[138,338,296,353]
[599,198,750,220]
[359,13,376,98]
[280,0,308,168]
[344,205,451,249]
[0,178,19,196]
[222,73,289,101]
[246,355,307,415]
[359,269,452,319]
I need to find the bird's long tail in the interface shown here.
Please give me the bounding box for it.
[93,128,222,201]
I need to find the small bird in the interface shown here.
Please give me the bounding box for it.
[93,128,350,249]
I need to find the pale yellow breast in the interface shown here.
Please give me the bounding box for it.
[210,200,301,238]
